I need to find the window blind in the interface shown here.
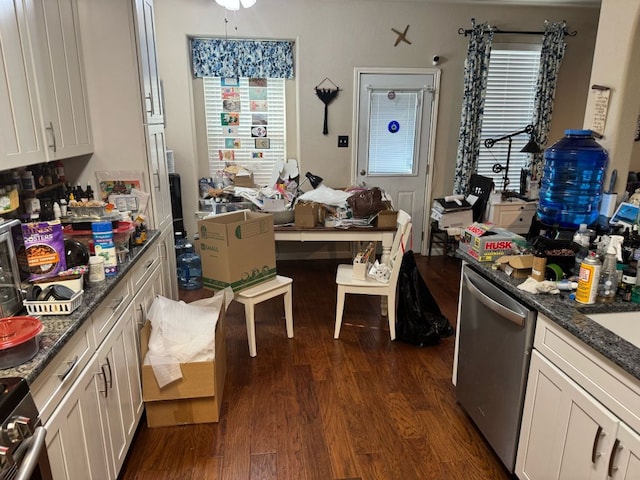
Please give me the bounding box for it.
[478,45,541,190]
[203,77,286,186]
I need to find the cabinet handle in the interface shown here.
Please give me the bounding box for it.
[145,92,153,114]
[46,121,57,153]
[144,260,154,270]
[608,438,622,476]
[109,296,125,310]
[99,365,108,398]
[57,355,79,381]
[105,357,113,389]
[137,302,147,329]
[592,425,604,463]
[153,170,160,190]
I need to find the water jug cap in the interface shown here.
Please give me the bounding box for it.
[565,129,593,136]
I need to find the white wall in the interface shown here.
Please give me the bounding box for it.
[153,0,600,238]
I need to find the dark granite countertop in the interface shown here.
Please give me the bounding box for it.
[458,249,640,381]
[0,230,161,384]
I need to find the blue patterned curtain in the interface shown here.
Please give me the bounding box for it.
[191,38,294,78]
[453,19,494,195]
[529,21,567,185]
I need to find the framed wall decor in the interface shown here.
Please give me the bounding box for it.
[255,138,270,149]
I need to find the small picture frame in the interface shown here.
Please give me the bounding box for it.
[255,138,270,149]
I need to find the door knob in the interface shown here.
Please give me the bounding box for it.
[360,169,366,175]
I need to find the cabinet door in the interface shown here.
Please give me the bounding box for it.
[0,0,46,168]
[134,0,163,124]
[146,123,172,231]
[159,226,178,300]
[96,302,143,477]
[26,0,93,160]
[133,263,163,340]
[611,423,640,480]
[46,356,110,480]
[517,351,617,480]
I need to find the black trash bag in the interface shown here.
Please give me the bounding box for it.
[395,250,454,347]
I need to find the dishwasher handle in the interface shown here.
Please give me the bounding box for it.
[463,273,526,327]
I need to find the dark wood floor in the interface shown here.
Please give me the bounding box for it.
[119,254,512,480]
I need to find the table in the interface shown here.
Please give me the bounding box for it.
[274,225,397,265]
[274,225,398,315]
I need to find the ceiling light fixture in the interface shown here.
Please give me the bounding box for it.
[215,0,256,10]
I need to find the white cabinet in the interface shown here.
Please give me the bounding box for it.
[158,218,178,300]
[134,0,163,124]
[0,0,47,168]
[517,315,640,480]
[45,356,109,480]
[488,200,537,234]
[146,123,172,232]
[96,301,143,477]
[26,0,93,160]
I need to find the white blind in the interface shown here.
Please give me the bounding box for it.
[203,77,286,186]
[478,45,541,191]
[368,90,419,175]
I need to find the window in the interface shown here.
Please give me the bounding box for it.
[203,77,286,186]
[478,44,541,191]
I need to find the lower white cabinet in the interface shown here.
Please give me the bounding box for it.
[40,242,167,479]
[45,355,108,480]
[517,320,640,480]
[158,226,177,301]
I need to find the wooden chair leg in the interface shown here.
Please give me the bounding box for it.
[334,286,346,339]
[284,285,293,338]
[387,291,397,341]
[244,302,257,357]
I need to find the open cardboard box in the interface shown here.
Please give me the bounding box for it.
[495,255,534,279]
[140,305,227,427]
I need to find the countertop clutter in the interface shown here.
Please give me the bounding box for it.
[458,248,640,381]
[1,230,159,383]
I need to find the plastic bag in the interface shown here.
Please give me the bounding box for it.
[395,250,454,347]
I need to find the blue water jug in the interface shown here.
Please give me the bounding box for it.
[537,129,608,229]
[177,240,202,290]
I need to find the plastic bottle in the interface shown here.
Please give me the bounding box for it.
[537,130,608,229]
[573,223,591,276]
[531,249,547,282]
[177,239,202,290]
[597,247,618,303]
[92,221,118,277]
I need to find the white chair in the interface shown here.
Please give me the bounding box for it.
[334,210,412,340]
[235,275,294,357]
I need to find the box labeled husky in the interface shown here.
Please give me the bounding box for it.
[198,210,276,291]
[459,222,525,262]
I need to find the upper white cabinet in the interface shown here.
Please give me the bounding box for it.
[0,0,47,169]
[134,0,163,124]
[26,0,93,160]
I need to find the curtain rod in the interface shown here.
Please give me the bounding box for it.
[457,26,577,37]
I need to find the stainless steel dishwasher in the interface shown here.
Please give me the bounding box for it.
[456,265,537,473]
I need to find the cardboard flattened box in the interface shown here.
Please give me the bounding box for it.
[294,202,324,228]
[376,210,397,228]
[233,173,255,187]
[495,255,534,279]
[141,307,227,428]
[459,222,525,262]
[198,211,276,291]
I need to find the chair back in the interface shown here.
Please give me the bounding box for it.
[468,174,494,222]
[387,210,412,288]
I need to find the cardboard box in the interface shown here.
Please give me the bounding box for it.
[495,255,534,279]
[294,202,324,228]
[376,210,397,228]
[352,261,371,280]
[141,307,227,427]
[198,211,276,291]
[430,207,473,230]
[459,222,525,262]
[233,173,255,187]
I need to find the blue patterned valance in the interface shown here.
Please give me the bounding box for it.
[191,38,294,79]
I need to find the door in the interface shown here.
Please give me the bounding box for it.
[355,68,439,253]
[134,0,164,124]
[146,123,172,231]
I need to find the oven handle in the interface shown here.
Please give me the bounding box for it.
[463,272,526,327]
[15,426,48,480]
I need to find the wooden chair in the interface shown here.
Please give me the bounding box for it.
[334,210,412,340]
[235,275,293,357]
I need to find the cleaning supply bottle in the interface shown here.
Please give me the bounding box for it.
[572,223,591,277]
[596,236,624,303]
[575,251,601,305]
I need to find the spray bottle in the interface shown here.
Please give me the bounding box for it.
[596,235,624,303]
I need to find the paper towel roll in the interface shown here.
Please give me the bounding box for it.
[599,193,617,218]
